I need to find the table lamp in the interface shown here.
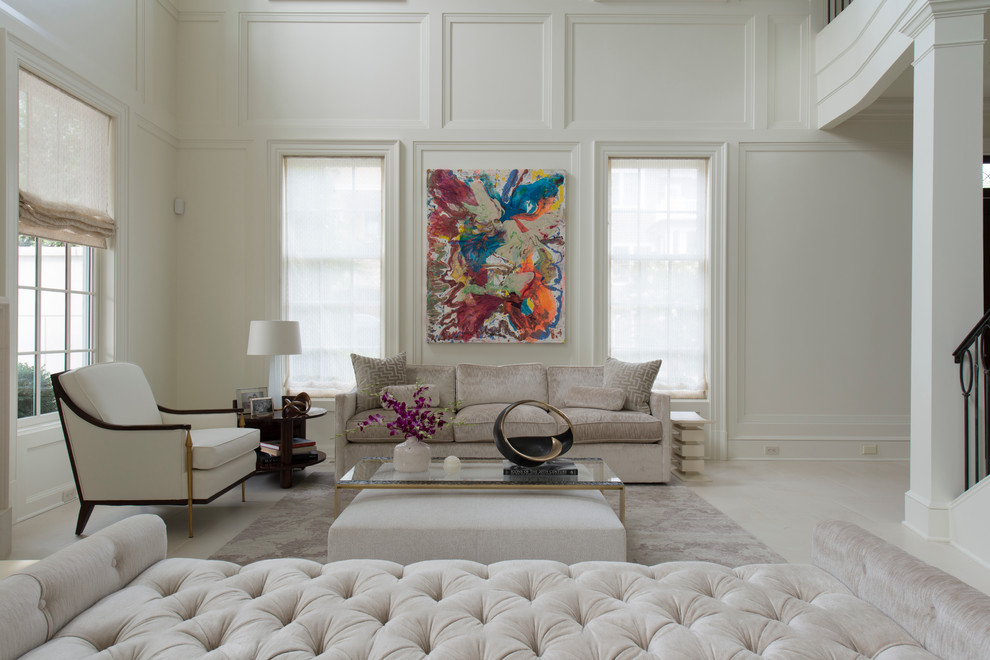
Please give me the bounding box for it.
[246,320,302,400]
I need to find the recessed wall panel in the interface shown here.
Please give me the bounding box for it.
[244,15,426,125]
[177,15,223,123]
[446,16,549,126]
[769,16,807,128]
[568,16,750,126]
[738,146,911,422]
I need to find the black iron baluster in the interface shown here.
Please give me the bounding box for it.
[960,347,974,490]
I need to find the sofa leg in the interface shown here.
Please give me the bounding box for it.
[75,502,95,535]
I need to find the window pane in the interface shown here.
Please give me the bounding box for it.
[284,156,384,395]
[40,290,66,352]
[40,353,63,414]
[69,293,91,351]
[17,357,35,418]
[18,288,36,353]
[69,351,92,369]
[609,157,708,396]
[40,241,67,290]
[69,243,91,291]
[18,235,36,287]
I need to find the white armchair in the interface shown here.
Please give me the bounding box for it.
[51,362,259,537]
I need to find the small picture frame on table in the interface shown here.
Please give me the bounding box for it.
[236,386,267,411]
[250,396,274,416]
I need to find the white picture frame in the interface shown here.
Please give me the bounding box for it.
[236,386,267,410]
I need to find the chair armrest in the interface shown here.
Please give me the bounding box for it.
[159,407,238,430]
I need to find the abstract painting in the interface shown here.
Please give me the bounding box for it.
[426,168,565,343]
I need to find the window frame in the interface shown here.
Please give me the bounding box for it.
[270,141,400,397]
[595,141,726,454]
[9,49,127,429]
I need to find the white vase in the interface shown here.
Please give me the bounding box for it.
[393,437,431,473]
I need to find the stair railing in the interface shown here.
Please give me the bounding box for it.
[826,0,854,24]
[953,308,990,491]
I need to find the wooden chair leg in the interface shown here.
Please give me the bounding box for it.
[75,502,95,535]
[242,481,246,502]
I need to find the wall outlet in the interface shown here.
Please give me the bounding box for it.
[861,444,878,456]
[764,445,780,457]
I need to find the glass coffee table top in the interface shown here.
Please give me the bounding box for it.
[336,457,626,523]
[340,456,621,486]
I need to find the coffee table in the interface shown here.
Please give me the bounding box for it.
[336,456,626,523]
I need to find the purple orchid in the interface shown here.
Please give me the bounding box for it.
[356,384,450,441]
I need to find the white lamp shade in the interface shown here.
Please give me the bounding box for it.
[246,320,302,356]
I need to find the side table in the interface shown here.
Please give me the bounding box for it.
[671,411,713,483]
[241,407,327,488]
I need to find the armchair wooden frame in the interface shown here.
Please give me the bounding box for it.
[51,372,253,538]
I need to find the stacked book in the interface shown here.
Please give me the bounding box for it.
[258,437,317,460]
[503,458,578,481]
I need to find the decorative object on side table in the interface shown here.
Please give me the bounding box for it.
[281,392,312,417]
[236,386,267,411]
[357,383,452,473]
[249,396,273,416]
[493,400,574,468]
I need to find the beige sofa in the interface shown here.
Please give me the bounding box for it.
[3,514,989,659]
[335,362,672,483]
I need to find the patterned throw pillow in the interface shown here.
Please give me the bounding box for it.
[603,357,662,413]
[351,352,407,412]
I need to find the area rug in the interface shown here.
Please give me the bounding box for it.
[210,471,785,567]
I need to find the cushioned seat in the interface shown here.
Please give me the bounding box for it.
[51,362,259,537]
[562,407,664,443]
[346,408,455,443]
[453,402,558,442]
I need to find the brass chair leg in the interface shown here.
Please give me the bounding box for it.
[186,431,194,538]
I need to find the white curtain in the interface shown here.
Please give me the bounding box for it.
[283,156,384,396]
[609,158,709,398]
[18,69,113,248]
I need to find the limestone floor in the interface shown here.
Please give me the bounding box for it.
[3,459,990,596]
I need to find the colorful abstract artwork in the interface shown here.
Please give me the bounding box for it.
[426,168,565,343]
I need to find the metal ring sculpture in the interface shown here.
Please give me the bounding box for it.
[282,392,312,418]
[493,400,574,467]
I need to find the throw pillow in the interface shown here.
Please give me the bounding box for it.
[563,386,626,411]
[351,352,407,412]
[603,357,662,413]
[382,383,436,408]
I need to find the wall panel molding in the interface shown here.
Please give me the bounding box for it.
[732,141,913,448]
[565,13,754,129]
[239,13,428,128]
[768,14,811,128]
[443,13,552,129]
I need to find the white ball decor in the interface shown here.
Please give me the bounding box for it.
[443,455,461,475]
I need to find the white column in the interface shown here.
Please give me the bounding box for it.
[904,1,988,539]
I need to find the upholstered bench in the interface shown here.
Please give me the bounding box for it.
[4,514,990,659]
[327,488,626,563]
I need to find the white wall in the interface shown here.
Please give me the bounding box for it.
[1,0,179,521]
[171,0,913,463]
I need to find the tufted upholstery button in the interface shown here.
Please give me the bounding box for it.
[111,558,118,568]
[38,599,46,610]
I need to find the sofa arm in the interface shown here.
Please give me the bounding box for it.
[0,514,166,660]
[813,520,990,660]
[335,391,358,479]
[649,391,672,480]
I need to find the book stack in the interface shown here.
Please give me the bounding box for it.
[503,458,578,482]
[259,437,317,460]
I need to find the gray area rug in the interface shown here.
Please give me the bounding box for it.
[210,471,784,567]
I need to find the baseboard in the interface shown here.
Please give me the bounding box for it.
[903,490,951,541]
[727,439,910,460]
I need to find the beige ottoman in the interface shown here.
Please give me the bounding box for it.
[327,488,626,564]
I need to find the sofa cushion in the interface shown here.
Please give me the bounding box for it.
[604,357,662,413]
[564,386,625,411]
[351,352,407,412]
[547,365,604,408]
[407,364,456,408]
[561,407,663,444]
[453,403,557,442]
[455,363,547,408]
[346,409,454,443]
[189,427,260,469]
[381,383,435,407]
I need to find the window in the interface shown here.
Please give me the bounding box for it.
[282,156,385,396]
[17,68,113,418]
[609,158,709,397]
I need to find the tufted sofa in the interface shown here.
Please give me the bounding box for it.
[336,362,672,483]
[3,515,989,659]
